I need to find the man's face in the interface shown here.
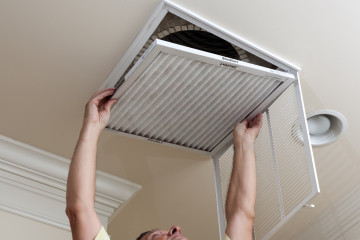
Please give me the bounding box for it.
[142,226,188,240]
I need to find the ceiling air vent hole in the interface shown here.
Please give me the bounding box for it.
[134,24,249,64]
[113,13,279,93]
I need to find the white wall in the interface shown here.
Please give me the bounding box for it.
[0,209,71,240]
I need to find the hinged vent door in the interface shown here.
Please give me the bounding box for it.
[106,39,295,155]
[213,84,319,240]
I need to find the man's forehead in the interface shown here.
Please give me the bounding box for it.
[144,229,169,238]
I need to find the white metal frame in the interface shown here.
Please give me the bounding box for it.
[213,157,226,239]
[259,79,320,240]
[266,109,286,221]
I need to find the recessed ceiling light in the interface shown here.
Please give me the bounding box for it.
[306,110,347,146]
[307,115,331,135]
[293,109,347,147]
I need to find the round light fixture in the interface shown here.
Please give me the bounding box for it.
[307,115,331,135]
[306,110,347,146]
[291,109,347,147]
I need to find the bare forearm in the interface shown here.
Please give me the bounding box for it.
[225,114,261,240]
[65,88,116,240]
[66,124,100,210]
[226,143,257,220]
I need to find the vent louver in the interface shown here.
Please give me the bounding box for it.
[215,85,319,240]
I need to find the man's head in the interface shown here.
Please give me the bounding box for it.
[136,226,188,240]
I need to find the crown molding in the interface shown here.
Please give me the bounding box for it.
[0,135,141,231]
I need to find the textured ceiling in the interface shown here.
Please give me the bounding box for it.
[1,0,360,239]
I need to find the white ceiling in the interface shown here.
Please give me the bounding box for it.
[1,0,360,239]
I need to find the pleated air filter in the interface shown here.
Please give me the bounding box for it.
[101,1,320,240]
[107,39,295,155]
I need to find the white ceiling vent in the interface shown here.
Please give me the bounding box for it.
[101,1,319,239]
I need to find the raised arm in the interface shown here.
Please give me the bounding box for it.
[225,113,262,240]
[66,88,117,240]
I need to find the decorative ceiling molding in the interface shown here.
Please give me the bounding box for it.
[0,135,141,231]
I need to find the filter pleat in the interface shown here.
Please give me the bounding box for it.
[152,68,233,141]
[188,74,259,149]
[132,61,206,135]
[136,64,215,137]
[200,80,278,150]
[107,53,167,127]
[108,53,174,128]
[119,55,188,132]
[195,77,269,149]
[147,66,226,140]
[203,80,279,150]
[120,57,196,133]
[176,71,248,146]
[162,70,237,143]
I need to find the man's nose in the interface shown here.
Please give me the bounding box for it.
[168,226,182,236]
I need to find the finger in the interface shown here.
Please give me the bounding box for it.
[103,98,117,113]
[90,88,115,101]
[248,116,257,128]
[248,120,254,128]
[250,113,262,129]
[255,113,263,127]
[90,88,114,100]
[90,88,115,105]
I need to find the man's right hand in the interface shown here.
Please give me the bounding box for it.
[233,113,262,150]
[83,88,117,132]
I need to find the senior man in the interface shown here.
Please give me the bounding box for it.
[66,88,262,240]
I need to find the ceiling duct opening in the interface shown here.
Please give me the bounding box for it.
[162,30,240,60]
[138,13,251,62]
[115,13,279,89]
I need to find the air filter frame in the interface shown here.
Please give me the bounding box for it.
[106,39,296,156]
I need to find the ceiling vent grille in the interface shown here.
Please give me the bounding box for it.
[215,85,318,240]
[100,1,319,239]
